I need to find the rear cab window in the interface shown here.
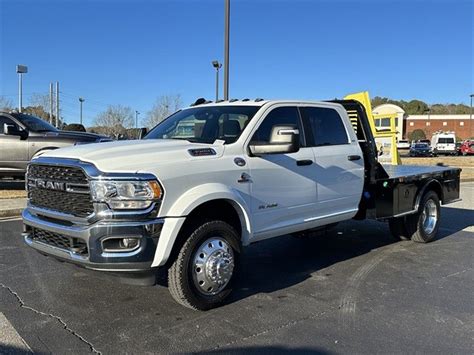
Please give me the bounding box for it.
[299,106,350,146]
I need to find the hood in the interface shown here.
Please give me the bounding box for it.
[42,139,225,172]
[43,130,106,142]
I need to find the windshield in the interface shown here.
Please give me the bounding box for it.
[12,113,58,132]
[145,105,260,144]
[414,143,429,148]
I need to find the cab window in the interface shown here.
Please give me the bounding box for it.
[300,107,349,146]
[0,116,17,134]
[250,106,304,145]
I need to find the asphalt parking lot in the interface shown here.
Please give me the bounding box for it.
[1,183,473,354]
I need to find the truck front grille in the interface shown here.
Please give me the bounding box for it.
[27,164,94,217]
[32,228,88,256]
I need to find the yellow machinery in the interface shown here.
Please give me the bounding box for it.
[344,91,401,165]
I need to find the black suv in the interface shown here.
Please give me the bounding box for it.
[0,111,110,177]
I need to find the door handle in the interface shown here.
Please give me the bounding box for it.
[296,160,313,166]
[347,155,361,161]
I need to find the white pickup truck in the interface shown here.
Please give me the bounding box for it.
[22,98,461,310]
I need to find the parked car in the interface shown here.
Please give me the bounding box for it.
[458,140,474,156]
[396,139,410,149]
[431,132,456,155]
[22,98,461,310]
[0,111,111,177]
[409,143,434,157]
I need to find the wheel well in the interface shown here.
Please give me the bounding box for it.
[418,180,444,208]
[165,199,244,267]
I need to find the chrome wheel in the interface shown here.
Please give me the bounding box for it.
[421,199,437,235]
[192,237,235,296]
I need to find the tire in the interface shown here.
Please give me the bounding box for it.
[168,220,240,310]
[388,218,411,241]
[405,190,440,243]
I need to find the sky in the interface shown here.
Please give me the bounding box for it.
[1,0,473,127]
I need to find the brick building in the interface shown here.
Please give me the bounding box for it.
[406,115,473,140]
[373,104,473,141]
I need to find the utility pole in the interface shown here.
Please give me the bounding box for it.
[49,82,54,124]
[135,110,140,139]
[16,65,28,112]
[55,81,60,128]
[79,97,85,125]
[223,0,230,100]
[212,60,222,101]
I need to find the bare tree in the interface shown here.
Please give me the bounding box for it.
[24,92,54,122]
[0,96,14,111]
[145,94,182,128]
[94,105,134,138]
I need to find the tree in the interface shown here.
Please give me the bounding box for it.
[404,100,429,115]
[408,129,426,142]
[0,96,14,111]
[94,105,134,138]
[145,94,182,128]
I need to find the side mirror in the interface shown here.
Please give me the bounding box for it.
[249,125,300,156]
[139,127,148,139]
[4,124,27,139]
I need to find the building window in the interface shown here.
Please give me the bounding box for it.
[409,122,414,126]
[460,122,464,126]
[426,122,430,126]
[443,122,447,126]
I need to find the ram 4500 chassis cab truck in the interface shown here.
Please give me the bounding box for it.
[22,99,461,310]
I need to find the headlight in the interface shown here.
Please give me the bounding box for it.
[90,180,162,210]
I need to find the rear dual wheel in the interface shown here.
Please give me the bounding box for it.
[388,190,440,243]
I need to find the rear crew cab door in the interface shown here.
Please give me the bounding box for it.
[299,105,364,218]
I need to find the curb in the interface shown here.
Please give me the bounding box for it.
[0,208,24,218]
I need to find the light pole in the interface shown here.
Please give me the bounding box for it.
[16,65,28,112]
[223,0,230,100]
[79,97,85,125]
[212,60,222,101]
[135,110,140,129]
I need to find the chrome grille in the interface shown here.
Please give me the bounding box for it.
[32,228,88,256]
[27,164,94,217]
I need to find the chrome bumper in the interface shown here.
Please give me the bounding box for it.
[22,208,164,272]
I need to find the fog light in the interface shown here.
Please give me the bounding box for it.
[120,238,139,249]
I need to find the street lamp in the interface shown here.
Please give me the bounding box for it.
[79,97,85,125]
[135,110,140,129]
[16,65,28,112]
[212,60,222,101]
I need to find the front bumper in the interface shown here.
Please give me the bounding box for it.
[22,208,164,272]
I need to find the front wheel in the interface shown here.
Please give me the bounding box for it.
[168,220,240,310]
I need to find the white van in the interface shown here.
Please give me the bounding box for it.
[431,132,456,155]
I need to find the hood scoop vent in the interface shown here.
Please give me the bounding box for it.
[188,148,217,157]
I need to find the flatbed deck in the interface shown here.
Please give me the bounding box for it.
[382,164,461,181]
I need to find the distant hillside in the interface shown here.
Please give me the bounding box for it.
[371,97,470,115]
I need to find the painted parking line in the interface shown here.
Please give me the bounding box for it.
[0,312,32,353]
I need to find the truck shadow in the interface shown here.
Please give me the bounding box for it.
[226,206,472,305]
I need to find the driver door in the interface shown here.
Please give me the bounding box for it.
[0,115,28,172]
[246,106,318,240]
